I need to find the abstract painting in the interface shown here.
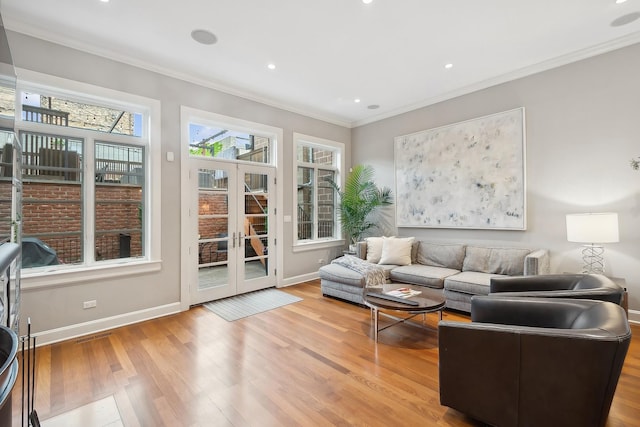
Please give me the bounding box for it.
[394,108,526,229]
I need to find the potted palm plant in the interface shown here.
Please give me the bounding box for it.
[328,164,393,250]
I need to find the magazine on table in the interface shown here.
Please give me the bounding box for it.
[385,287,421,299]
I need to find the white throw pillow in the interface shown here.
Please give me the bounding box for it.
[379,236,415,265]
[365,237,385,264]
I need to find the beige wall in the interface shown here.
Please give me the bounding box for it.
[8,31,350,337]
[352,42,640,316]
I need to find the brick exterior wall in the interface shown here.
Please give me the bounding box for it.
[198,191,229,263]
[21,180,143,264]
[0,181,12,240]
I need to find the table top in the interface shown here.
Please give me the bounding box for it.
[364,283,446,312]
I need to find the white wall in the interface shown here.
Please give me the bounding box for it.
[8,31,350,342]
[352,42,640,319]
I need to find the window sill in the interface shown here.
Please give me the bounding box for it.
[292,239,345,253]
[21,259,162,290]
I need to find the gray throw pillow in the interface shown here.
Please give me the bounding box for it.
[462,246,531,275]
[417,242,466,270]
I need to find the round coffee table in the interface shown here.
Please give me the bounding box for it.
[363,283,446,342]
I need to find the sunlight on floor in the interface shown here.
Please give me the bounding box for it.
[41,395,123,427]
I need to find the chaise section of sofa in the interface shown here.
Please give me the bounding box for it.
[318,238,550,311]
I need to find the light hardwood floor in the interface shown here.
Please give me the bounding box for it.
[11,280,640,426]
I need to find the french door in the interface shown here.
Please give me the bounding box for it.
[190,158,276,305]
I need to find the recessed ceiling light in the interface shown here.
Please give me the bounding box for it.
[611,11,640,26]
[354,98,361,103]
[616,0,628,4]
[100,0,109,3]
[191,29,218,45]
[445,63,454,69]
[362,0,373,4]
[367,104,380,110]
[267,63,276,70]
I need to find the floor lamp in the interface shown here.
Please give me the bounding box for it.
[566,212,619,274]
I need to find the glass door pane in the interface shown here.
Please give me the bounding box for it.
[198,167,229,289]
[238,165,274,292]
[243,172,268,280]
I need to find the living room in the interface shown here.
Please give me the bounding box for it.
[0,1,639,425]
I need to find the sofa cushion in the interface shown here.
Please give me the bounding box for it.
[390,264,459,289]
[462,246,531,276]
[365,236,385,263]
[318,263,394,288]
[444,271,505,295]
[417,242,466,270]
[379,236,415,266]
[318,263,366,287]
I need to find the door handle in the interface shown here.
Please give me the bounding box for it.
[232,232,236,248]
[238,232,243,247]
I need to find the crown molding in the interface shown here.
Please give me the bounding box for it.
[4,20,353,128]
[5,17,640,130]
[351,31,640,128]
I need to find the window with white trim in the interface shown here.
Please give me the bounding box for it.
[12,78,159,272]
[294,133,343,245]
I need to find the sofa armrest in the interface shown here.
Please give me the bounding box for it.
[355,241,367,260]
[524,249,549,275]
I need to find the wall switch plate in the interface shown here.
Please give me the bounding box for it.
[83,300,97,309]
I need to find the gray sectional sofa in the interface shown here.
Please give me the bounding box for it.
[319,238,550,312]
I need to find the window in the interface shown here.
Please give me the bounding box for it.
[21,91,142,137]
[95,142,144,261]
[13,74,160,275]
[188,123,271,164]
[294,133,344,246]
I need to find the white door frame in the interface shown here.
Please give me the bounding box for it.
[179,107,284,311]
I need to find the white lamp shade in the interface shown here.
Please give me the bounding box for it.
[566,212,619,243]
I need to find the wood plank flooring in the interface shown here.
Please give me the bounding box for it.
[11,280,640,426]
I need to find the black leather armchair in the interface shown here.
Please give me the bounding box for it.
[439,296,631,427]
[490,273,625,305]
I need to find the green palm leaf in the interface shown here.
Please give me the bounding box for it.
[327,164,393,245]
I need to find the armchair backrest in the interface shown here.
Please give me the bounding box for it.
[490,274,625,305]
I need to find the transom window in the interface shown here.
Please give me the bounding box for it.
[188,123,271,164]
[294,133,343,245]
[21,91,143,137]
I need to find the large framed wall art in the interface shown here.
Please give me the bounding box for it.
[394,107,526,230]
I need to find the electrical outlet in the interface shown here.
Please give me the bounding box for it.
[318,258,324,264]
[83,300,97,309]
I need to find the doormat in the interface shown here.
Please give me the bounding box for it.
[203,288,302,321]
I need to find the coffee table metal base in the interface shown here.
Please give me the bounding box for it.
[370,305,443,342]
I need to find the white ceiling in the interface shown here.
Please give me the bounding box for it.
[2,0,640,127]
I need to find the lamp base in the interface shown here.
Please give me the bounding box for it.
[580,244,605,274]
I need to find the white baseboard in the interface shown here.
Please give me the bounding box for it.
[279,271,319,288]
[26,293,638,347]
[32,302,182,346]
